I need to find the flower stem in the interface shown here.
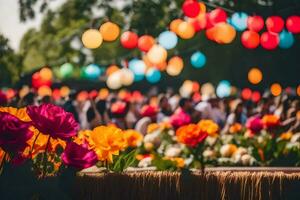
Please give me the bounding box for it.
[0,152,7,173]
[30,132,41,157]
[42,136,51,178]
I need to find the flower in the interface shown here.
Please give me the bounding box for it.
[0,107,31,122]
[220,144,237,157]
[176,124,208,147]
[164,157,185,168]
[262,114,280,129]
[61,142,98,169]
[147,123,160,134]
[170,110,191,128]
[246,116,263,133]
[140,105,158,117]
[123,129,143,147]
[27,103,79,140]
[89,126,126,162]
[73,130,92,146]
[0,112,33,153]
[229,123,242,134]
[197,120,219,137]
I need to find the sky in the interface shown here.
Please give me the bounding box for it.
[0,0,65,50]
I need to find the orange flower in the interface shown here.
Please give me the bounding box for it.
[123,129,143,147]
[165,157,185,168]
[89,126,126,162]
[0,107,31,122]
[229,123,242,134]
[280,132,293,140]
[147,123,160,134]
[176,124,208,147]
[73,130,92,146]
[262,114,280,129]
[197,120,219,137]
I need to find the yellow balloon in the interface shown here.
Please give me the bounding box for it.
[170,19,183,34]
[39,67,53,81]
[107,71,122,90]
[147,45,168,65]
[248,68,263,85]
[99,22,120,42]
[177,21,195,39]
[60,86,70,97]
[38,86,52,97]
[99,88,109,99]
[270,83,282,96]
[166,56,184,76]
[214,23,236,44]
[82,29,103,49]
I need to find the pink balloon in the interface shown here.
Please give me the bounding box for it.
[266,16,284,33]
[207,8,227,27]
[286,16,300,34]
[182,0,200,18]
[260,32,279,50]
[247,15,264,32]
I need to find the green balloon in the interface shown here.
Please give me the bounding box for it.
[60,63,74,78]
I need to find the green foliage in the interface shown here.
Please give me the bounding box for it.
[111,149,138,172]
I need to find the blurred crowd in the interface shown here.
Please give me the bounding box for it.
[0,87,299,134]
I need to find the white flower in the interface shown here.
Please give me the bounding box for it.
[203,149,216,159]
[138,157,153,168]
[220,144,237,157]
[164,145,182,157]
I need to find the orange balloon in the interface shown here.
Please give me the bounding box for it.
[138,35,155,52]
[198,2,206,14]
[166,56,184,76]
[39,67,53,81]
[297,85,300,96]
[106,65,120,76]
[38,86,52,97]
[206,27,217,41]
[60,86,70,97]
[177,21,195,39]
[248,68,263,85]
[270,83,282,96]
[77,91,89,102]
[155,61,167,71]
[170,19,183,33]
[99,22,120,42]
[214,23,236,44]
[147,45,168,64]
[99,88,109,100]
[192,81,200,92]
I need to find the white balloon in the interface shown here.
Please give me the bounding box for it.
[121,68,134,86]
[107,71,122,89]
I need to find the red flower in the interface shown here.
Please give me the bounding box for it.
[0,112,33,152]
[176,124,208,147]
[170,109,191,128]
[246,116,263,133]
[27,104,79,140]
[61,142,98,169]
[262,115,280,129]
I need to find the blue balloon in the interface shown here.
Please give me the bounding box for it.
[216,80,231,98]
[146,68,161,83]
[134,74,144,82]
[191,51,206,68]
[231,12,248,31]
[84,64,101,79]
[158,31,178,50]
[279,30,294,49]
[128,59,146,75]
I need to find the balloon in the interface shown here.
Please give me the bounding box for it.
[120,68,134,86]
[270,83,282,96]
[170,19,183,33]
[128,59,146,76]
[99,22,120,42]
[286,16,300,34]
[146,68,161,83]
[138,35,155,52]
[190,51,206,68]
[241,30,260,49]
[84,64,101,79]
[166,56,184,76]
[188,14,207,31]
[52,89,61,101]
[230,12,248,31]
[158,31,178,49]
[260,32,279,50]
[177,21,195,39]
[106,65,120,76]
[216,80,231,98]
[39,67,53,81]
[81,29,103,49]
[247,15,264,32]
[279,30,294,49]
[38,86,52,97]
[77,91,89,102]
[213,23,236,44]
[182,0,200,18]
[266,16,284,33]
[248,68,263,84]
[201,82,215,96]
[297,85,300,97]
[252,91,261,103]
[242,88,252,100]
[120,31,138,49]
[32,72,52,89]
[60,63,74,78]
[99,88,109,99]
[198,2,206,14]
[60,86,70,97]
[207,8,227,27]
[147,45,168,64]
[107,71,122,90]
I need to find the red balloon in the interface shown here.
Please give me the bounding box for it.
[251,91,261,103]
[266,16,284,33]
[286,16,300,34]
[182,0,200,18]
[247,15,264,32]
[242,88,252,100]
[207,8,227,27]
[120,31,138,49]
[138,35,155,52]
[241,30,260,49]
[32,72,52,89]
[260,32,279,50]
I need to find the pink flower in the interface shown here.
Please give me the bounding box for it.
[61,142,98,169]
[27,104,79,140]
[246,116,263,133]
[170,109,191,128]
[0,112,33,152]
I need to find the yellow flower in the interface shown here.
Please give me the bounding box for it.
[89,126,126,163]
[123,129,143,147]
[197,120,219,137]
[144,142,154,151]
[147,123,160,134]
[280,132,293,140]
[0,107,31,122]
[229,123,242,134]
[164,157,185,168]
[73,130,92,146]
